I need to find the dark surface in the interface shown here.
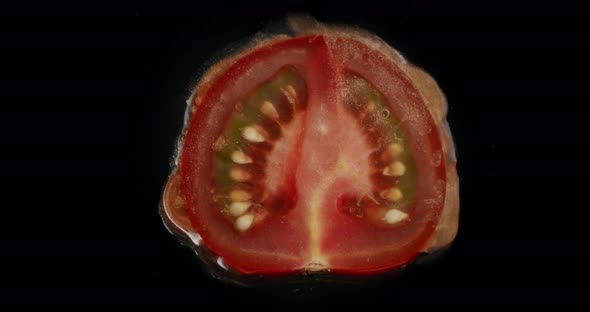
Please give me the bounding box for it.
[2,2,589,305]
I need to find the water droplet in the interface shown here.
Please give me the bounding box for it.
[216,257,228,270]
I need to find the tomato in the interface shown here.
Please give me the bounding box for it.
[161,18,459,279]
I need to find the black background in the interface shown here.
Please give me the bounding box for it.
[2,2,590,305]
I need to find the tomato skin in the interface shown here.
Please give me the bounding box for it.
[161,18,459,279]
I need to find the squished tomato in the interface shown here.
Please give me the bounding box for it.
[161,17,459,280]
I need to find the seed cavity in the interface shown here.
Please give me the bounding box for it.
[235,213,254,232]
[230,190,251,201]
[231,149,252,164]
[242,126,265,142]
[383,161,406,177]
[340,72,417,223]
[384,208,408,224]
[229,201,251,216]
[260,100,279,119]
[229,167,251,181]
[380,187,403,202]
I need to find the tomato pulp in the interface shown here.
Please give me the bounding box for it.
[161,18,459,278]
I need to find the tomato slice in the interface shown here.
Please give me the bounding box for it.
[161,18,459,278]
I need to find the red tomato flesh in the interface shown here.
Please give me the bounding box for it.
[164,23,457,277]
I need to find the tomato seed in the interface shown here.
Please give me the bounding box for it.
[378,143,403,164]
[384,209,408,224]
[229,201,251,216]
[230,190,252,201]
[380,187,403,202]
[242,126,265,142]
[231,149,253,164]
[235,214,254,232]
[260,100,279,119]
[281,84,297,106]
[229,167,251,181]
[383,161,406,177]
